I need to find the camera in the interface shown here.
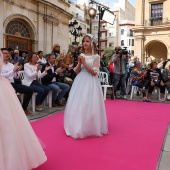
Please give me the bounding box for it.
[116,47,129,55]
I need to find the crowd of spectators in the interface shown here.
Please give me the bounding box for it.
[1,44,82,114]
[99,46,170,102]
[1,44,170,116]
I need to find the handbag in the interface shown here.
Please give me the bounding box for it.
[64,77,73,83]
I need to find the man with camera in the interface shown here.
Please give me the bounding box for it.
[112,46,129,99]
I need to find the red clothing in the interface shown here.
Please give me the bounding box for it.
[108,63,114,73]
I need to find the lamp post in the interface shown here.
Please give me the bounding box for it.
[88,1,110,54]
[88,7,97,34]
[69,20,82,45]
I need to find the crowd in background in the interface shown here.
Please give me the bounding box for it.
[1,44,170,116]
[99,47,170,102]
[1,43,83,115]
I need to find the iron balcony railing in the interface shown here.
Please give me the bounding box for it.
[145,17,170,26]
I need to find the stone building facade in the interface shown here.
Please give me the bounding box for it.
[133,0,170,63]
[0,0,73,54]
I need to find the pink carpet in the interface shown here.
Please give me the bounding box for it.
[32,100,170,170]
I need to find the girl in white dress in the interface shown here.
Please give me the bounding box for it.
[0,50,47,170]
[64,34,108,139]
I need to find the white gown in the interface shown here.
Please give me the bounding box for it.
[64,54,108,138]
[0,52,47,170]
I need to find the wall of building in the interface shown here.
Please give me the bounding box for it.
[0,0,72,54]
[133,0,170,63]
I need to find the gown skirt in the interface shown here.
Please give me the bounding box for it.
[64,69,108,139]
[0,76,47,170]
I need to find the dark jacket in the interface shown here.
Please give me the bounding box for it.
[41,62,59,85]
[146,68,162,84]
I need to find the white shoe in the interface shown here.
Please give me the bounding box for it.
[123,95,127,99]
[167,94,170,100]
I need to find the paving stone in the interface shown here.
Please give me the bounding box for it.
[157,151,170,170]
[163,135,170,152]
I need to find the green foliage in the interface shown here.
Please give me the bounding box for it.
[103,47,115,60]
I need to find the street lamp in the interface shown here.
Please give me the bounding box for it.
[69,20,82,44]
[88,5,105,54]
[88,7,97,34]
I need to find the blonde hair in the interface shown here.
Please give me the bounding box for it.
[165,61,170,70]
[160,58,164,62]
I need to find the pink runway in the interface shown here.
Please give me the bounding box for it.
[32,100,170,170]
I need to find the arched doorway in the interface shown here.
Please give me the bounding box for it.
[5,19,33,53]
[145,40,168,62]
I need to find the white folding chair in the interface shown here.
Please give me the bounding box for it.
[16,71,25,103]
[98,72,114,100]
[130,85,138,99]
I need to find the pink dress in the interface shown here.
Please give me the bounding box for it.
[0,52,47,170]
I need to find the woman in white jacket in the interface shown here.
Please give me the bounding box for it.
[23,52,51,111]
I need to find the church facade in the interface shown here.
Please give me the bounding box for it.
[0,0,73,54]
[133,0,170,63]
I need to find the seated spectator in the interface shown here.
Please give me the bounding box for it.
[157,58,164,70]
[37,51,47,65]
[8,48,14,59]
[13,50,20,64]
[22,52,51,111]
[41,54,70,106]
[147,62,165,101]
[62,46,77,80]
[131,61,150,102]
[100,55,109,75]
[52,44,60,58]
[7,48,15,64]
[162,61,170,100]
[1,48,33,115]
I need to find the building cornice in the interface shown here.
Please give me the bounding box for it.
[119,24,135,26]
[132,25,170,32]
[36,0,72,19]
[148,0,167,4]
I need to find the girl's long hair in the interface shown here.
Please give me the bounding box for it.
[82,35,98,54]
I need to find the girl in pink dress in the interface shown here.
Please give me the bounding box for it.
[0,50,47,170]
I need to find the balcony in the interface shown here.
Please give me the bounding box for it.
[145,17,170,27]
[100,37,107,41]
[100,27,108,31]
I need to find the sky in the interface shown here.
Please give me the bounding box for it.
[71,0,136,7]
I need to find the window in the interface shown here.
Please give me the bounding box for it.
[92,25,98,29]
[121,40,124,46]
[151,3,163,18]
[130,29,133,36]
[95,15,99,20]
[109,32,114,37]
[121,29,124,35]
[129,39,131,46]
[131,50,134,56]
[6,20,31,38]
[132,39,134,46]
[150,3,163,26]
[101,42,106,49]
[109,42,114,47]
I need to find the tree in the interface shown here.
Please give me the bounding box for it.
[103,47,115,61]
